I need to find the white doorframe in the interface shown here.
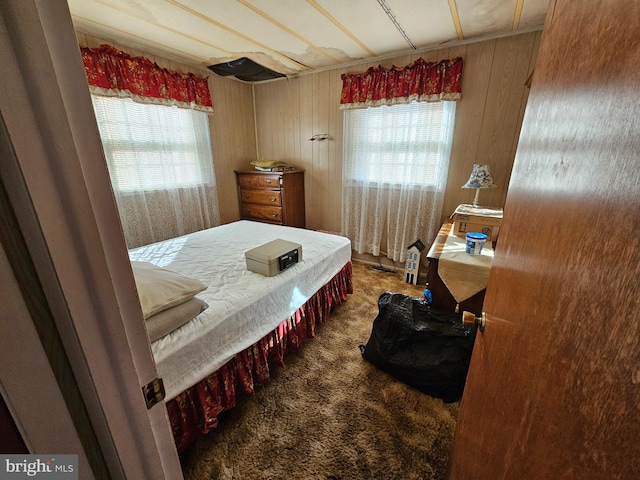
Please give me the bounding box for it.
[0,1,182,478]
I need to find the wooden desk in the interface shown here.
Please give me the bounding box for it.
[425,221,486,315]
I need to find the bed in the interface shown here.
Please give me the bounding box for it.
[128,220,353,452]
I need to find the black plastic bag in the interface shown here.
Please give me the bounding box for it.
[361,292,476,403]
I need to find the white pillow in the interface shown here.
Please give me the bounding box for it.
[145,297,208,342]
[131,261,207,318]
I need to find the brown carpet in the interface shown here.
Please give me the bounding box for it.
[180,261,459,480]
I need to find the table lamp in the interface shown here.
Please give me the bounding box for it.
[461,164,496,207]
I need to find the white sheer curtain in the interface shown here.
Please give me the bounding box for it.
[342,101,456,262]
[92,95,220,248]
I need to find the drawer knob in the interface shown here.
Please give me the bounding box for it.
[243,194,250,199]
[265,180,272,184]
[269,212,278,217]
[269,197,277,202]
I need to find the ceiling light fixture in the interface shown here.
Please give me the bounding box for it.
[207,57,285,82]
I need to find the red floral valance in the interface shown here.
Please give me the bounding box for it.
[80,44,213,113]
[340,57,463,109]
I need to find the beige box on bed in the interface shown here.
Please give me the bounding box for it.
[245,239,302,277]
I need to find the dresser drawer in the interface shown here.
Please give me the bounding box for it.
[257,175,280,188]
[235,169,305,227]
[237,173,281,189]
[242,204,282,223]
[237,174,258,188]
[239,188,282,207]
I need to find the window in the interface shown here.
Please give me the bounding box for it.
[91,95,215,192]
[341,100,456,262]
[342,101,456,186]
[90,95,220,248]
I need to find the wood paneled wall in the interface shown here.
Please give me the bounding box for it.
[75,32,257,225]
[253,31,542,241]
[77,30,541,258]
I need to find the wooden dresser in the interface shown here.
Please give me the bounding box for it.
[234,170,305,228]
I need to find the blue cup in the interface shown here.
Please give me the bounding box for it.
[465,232,487,255]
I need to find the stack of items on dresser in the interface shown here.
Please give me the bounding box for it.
[251,159,297,172]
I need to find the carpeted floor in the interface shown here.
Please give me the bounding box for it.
[180,261,459,480]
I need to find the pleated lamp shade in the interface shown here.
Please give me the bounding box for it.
[461,164,496,206]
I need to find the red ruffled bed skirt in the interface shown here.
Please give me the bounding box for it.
[167,261,353,453]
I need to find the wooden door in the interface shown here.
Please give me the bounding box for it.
[448,1,640,478]
[0,2,182,477]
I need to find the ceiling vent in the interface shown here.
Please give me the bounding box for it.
[207,57,286,82]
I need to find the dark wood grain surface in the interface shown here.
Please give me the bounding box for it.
[425,221,486,315]
[448,0,640,478]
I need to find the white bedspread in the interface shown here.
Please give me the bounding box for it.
[129,221,352,400]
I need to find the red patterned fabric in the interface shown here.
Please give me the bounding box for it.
[167,262,353,453]
[80,44,213,112]
[340,57,463,109]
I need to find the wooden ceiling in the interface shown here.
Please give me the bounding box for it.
[67,0,548,79]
